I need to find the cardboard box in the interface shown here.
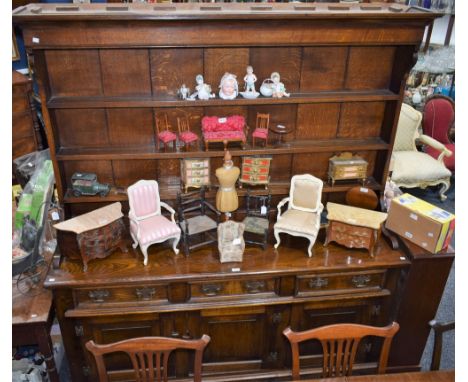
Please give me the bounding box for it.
[385,193,455,254]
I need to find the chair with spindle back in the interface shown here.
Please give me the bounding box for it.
[283,322,399,380]
[252,113,270,147]
[177,116,199,151]
[85,334,210,382]
[155,113,177,152]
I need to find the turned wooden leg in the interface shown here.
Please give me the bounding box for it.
[253,136,255,147]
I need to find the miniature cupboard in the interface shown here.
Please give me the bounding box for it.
[13,3,449,381]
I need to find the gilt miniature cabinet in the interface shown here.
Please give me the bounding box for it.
[13,3,445,381]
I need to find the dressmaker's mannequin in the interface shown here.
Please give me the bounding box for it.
[215,151,240,216]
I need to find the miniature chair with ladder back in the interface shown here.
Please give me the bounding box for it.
[155,113,177,152]
[242,191,271,250]
[177,187,221,256]
[85,334,211,382]
[252,112,270,147]
[177,116,199,151]
[283,322,399,380]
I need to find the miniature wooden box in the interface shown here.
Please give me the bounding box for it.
[181,158,211,193]
[328,152,368,186]
[239,156,272,189]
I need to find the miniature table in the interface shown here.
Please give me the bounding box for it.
[270,124,293,147]
[12,275,60,382]
[324,202,388,257]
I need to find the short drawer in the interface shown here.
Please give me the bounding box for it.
[74,285,167,306]
[240,174,269,183]
[190,277,278,300]
[296,270,386,297]
[331,221,372,238]
[242,165,269,175]
[185,168,209,177]
[185,175,210,186]
[185,159,209,169]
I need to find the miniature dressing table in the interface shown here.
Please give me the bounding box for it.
[324,202,388,257]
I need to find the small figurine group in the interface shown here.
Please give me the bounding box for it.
[178,66,289,101]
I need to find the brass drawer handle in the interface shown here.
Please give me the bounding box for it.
[308,277,329,289]
[201,284,222,296]
[244,280,265,294]
[88,289,110,303]
[135,287,156,301]
[352,275,371,288]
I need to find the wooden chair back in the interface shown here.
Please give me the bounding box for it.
[256,113,270,130]
[283,322,399,380]
[155,113,171,134]
[429,319,455,371]
[85,334,210,382]
[246,191,271,219]
[177,116,191,134]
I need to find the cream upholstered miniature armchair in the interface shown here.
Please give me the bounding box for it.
[127,180,181,266]
[274,174,323,257]
[390,103,452,201]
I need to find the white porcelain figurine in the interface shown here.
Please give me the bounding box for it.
[244,65,258,93]
[178,84,190,100]
[190,74,215,100]
[270,72,290,98]
[219,72,239,100]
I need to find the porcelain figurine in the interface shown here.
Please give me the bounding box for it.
[190,74,215,100]
[178,84,190,100]
[270,72,290,98]
[243,65,257,93]
[219,72,239,100]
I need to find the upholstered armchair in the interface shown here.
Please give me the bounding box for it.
[390,103,452,201]
[127,180,181,266]
[274,174,323,257]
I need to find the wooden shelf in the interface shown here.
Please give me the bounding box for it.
[62,177,382,204]
[56,138,389,161]
[47,90,400,109]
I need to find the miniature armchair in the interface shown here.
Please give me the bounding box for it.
[274,174,323,257]
[177,116,199,151]
[156,113,177,152]
[422,95,455,171]
[252,113,270,147]
[390,103,452,201]
[127,180,181,266]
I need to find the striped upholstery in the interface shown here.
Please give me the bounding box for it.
[128,181,160,219]
[133,215,181,245]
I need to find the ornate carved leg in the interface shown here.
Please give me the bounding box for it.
[324,226,331,247]
[307,239,314,258]
[172,235,180,255]
[439,179,450,201]
[274,229,281,249]
[130,232,139,249]
[141,245,149,266]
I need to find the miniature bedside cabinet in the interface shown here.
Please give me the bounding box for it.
[328,152,368,186]
[181,158,211,193]
[239,156,272,189]
[324,202,388,257]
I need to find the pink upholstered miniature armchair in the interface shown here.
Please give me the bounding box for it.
[422,95,455,172]
[127,180,181,266]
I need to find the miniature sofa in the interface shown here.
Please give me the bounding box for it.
[201,115,248,151]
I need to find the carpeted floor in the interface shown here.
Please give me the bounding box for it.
[400,180,455,371]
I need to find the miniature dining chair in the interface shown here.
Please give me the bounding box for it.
[86,334,210,382]
[274,174,323,257]
[155,113,177,152]
[127,180,181,266]
[252,113,270,147]
[283,322,399,379]
[177,116,199,151]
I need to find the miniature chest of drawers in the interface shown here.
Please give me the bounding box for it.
[328,152,368,186]
[239,156,271,189]
[181,158,211,193]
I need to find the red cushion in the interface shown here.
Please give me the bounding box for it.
[203,131,245,140]
[425,143,455,172]
[252,128,268,139]
[423,98,454,144]
[158,130,177,143]
[201,115,245,132]
[180,131,198,143]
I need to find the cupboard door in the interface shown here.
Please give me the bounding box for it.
[197,306,268,375]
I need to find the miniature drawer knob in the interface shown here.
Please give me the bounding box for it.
[88,289,110,303]
[244,280,265,294]
[351,275,371,288]
[135,287,156,301]
[201,284,222,296]
[308,277,329,289]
